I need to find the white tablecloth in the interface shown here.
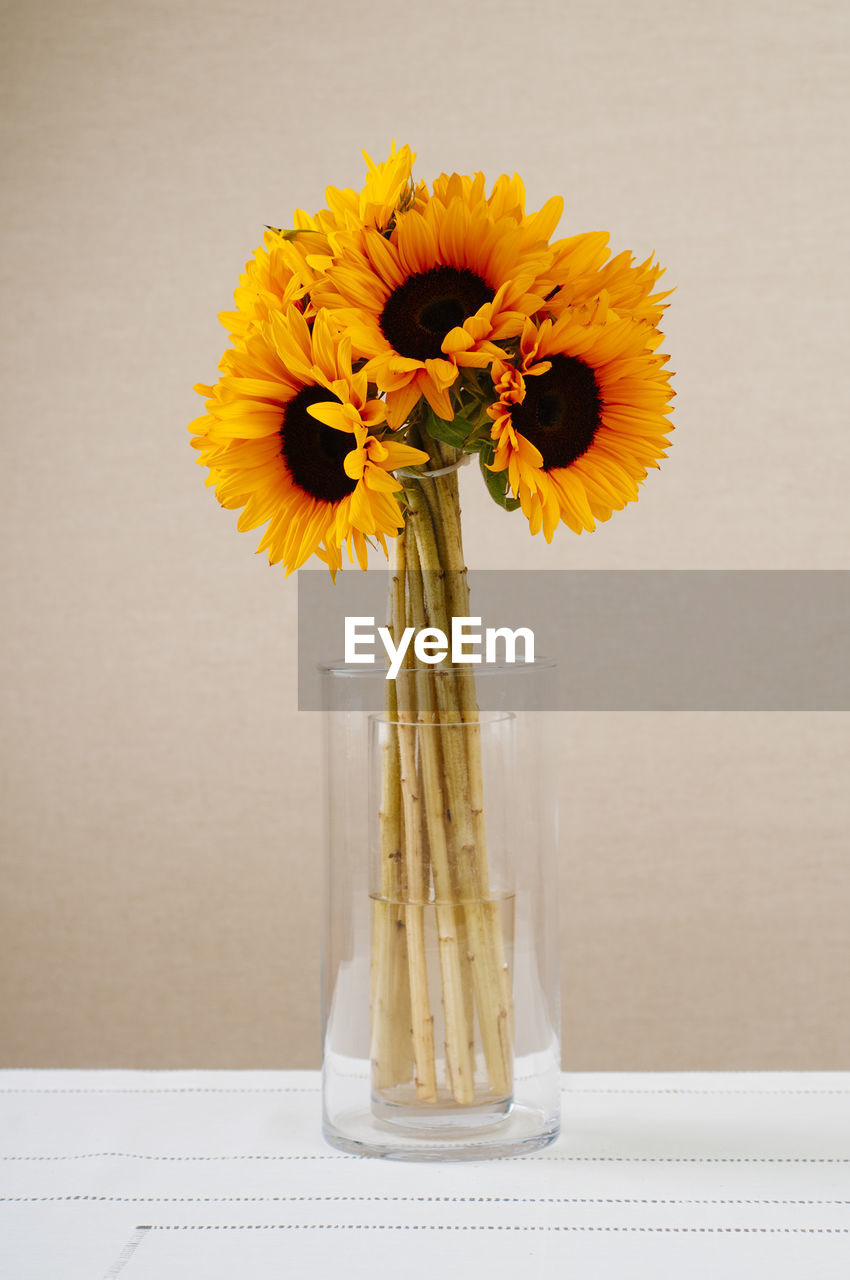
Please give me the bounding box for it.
[1,1070,848,1278]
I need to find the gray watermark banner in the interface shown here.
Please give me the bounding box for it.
[298,570,850,711]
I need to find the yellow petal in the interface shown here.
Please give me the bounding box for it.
[381,442,429,469]
[396,210,439,275]
[343,448,365,480]
[362,463,402,492]
[360,398,386,428]
[441,326,475,355]
[364,434,386,459]
[306,402,350,431]
[385,380,423,428]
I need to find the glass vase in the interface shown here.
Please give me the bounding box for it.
[321,664,560,1160]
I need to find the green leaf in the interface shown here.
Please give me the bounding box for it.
[422,411,474,450]
[479,446,521,512]
[463,431,493,455]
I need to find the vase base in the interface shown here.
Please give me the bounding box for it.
[323,1105,559,1162]
[371,1089,511,1134]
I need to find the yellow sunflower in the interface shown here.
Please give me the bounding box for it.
[316,141,425,248]
[269,142,427,299]
[487,305,674,539]
[190,309,428,574]
[313,174,565,428]
[542,223,672,329]
[431,171,670,327]
[218,229,308,344]
[215,144,424,344]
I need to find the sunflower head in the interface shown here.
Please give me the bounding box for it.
[216,229,309,345]
[328,142,424,233]
[313,172,569,428]
[546,239,673,329]
[487,313,674,540]
[190,309,427,574]
[275,143,427,293]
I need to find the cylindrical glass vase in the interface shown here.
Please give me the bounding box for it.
[321,665,560,1160]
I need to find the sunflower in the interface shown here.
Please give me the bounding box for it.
[487,306,674,539]
[217,229,309,344]
[320,142,425,243]
[547,243,672,328]
[431,172,670,327]
[313,174,566,428]
[266,143,428,301]
[190,309,428,574]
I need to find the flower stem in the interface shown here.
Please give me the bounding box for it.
[370,588,413,1091]
[372,426,514,1106]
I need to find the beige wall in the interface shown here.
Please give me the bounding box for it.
[1,0,848,1070]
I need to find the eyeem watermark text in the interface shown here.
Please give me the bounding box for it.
[345,616,535,679]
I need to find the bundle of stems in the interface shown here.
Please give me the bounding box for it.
[369,427,514,1106]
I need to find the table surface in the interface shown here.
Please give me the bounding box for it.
[1,1069,849,1279]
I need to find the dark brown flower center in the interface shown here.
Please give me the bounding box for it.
[280,385,357,504]
[510,354,602,470]
[380,266,494,361]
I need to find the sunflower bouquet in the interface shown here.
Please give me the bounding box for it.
[190,143,673,1116]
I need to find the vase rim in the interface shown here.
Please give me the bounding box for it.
[368,709,516,728]
[318,657,557,677]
